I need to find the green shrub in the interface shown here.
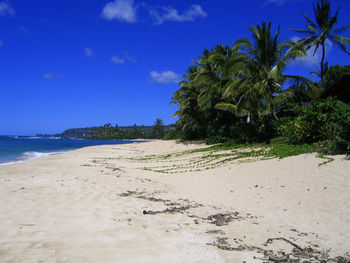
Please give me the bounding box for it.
[206,125,227,144]
[278,98,350,154]
[163,129,182,140]
[227,117,277,144]
[328,101,350,154]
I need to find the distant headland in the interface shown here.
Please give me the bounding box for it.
[37,119,176,140]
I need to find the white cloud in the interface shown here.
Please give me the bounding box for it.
[101,0,137,23]
[0,2,15,16]
[84,48,94,57]
[150,4,207,24]
[111,55,125,64]
[290,37,333,67]
[150,70,181,84]
[43,73,62,79]
[101,1,207,25]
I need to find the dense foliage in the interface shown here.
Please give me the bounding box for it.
[170,0,350,154]
[278,98,350,153]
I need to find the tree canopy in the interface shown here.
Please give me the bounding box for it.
[170,0,350,153]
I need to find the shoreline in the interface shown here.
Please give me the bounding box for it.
[0,151,64,167]
[0,138,146,168]
[0,140,349,262]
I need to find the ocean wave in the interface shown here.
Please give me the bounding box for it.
[0,151,62,167]
[0,161,22,167]
[22,136,62,140]
[22,151,61,160]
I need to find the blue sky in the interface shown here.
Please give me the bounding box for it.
[1,0,349,135]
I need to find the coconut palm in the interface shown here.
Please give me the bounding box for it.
[171,46,243,138]
[171,66,207,139]
[219,22,306,120]
[192,45,242,107]
[189,45,259,122]
[292,0,350,80]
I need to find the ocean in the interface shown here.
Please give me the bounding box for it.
[0,135,139,167]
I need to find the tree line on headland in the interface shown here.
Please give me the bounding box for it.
[87,119,168,139]
[38,119,169,140]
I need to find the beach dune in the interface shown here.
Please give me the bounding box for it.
[0,140,349,262]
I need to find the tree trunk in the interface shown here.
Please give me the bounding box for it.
[320,42,326,81]
[269,91,278,120]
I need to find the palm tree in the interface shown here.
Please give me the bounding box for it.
[171,66,207,139]
[188,45,260,122]
[171,46,243,138]
[219,22,305,120]
[192,45,242,107]
[292,0,350,80]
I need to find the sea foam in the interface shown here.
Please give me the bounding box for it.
[0,151,61,167]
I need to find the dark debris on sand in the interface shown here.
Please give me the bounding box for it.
[207,212,242,226]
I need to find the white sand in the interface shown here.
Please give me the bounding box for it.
[0,140,349,262]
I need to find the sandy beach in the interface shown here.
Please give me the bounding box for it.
[0,140,349,262]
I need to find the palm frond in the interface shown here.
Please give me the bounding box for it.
[333,24,350,33]
[329,5,341,28]
[215,103,250,117]
[306,24,319,33]
[329,35,350,55]
[235,38,257,58]
[290,28,315,35]
[302,11,318,29]
[223,77,244,97]
[215,103,239,114]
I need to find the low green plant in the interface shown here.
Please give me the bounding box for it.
[138,140,330,174]
[327,100,350,154]
[278,97,350,154]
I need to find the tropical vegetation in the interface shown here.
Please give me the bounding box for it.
[169,0,350,154]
